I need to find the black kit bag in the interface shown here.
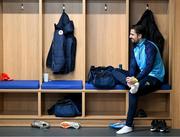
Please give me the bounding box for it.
[48,99,81,117]
[88,66,116,89]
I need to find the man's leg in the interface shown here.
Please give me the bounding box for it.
[126,93,138,127]
[117,76,162,134]
[111,68,129,86]
[126,76,162,126]
[137,76,162,95]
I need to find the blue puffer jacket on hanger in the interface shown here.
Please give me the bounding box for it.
[46,11,76,74]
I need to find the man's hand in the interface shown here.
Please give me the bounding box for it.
[126,76,138,87]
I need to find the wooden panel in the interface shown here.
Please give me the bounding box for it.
[39,0,43,83]
[129,0,170,83]
[138,94,170,117]
[86,0,128,80]
[38,92,41,116]
[85,93,126,115]
[43,0,85,81]
[0,94,3,113]
[82,91,85,117]
[3,0,39,80]
[0,2,2,73]
[130,0,168,24]
[2,93,38,115]
[172,0,180,129]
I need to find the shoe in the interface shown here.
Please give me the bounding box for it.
[116,125,133,134]
[158,120,169,132]
[135,109,147,117]
[130,82,139,94]
[109,121,126,129]
[31,120,50,129]
[60,121,80,129]
[150,120,159,132]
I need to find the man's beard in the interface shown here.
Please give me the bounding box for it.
[130,39,138,44]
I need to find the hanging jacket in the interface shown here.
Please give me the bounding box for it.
[46,11,76,74]
[136,9,165,56]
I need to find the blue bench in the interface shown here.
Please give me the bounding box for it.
[85,82,171,90]
[41,80,83,89]
[0,80,40,89]
[85,83,127,90]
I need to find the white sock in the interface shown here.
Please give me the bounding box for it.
[116,125,133,134]
[130,82,139,94]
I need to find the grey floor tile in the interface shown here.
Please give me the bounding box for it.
[0,127,180,137]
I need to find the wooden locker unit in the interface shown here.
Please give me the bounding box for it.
[0,0,176,127]
[42,0,85,81]
[0,92,38,115]
[0,0,2,75]
[41,92,82,116]
[172,0,180,128]
[2,0,40,80]
[40,0,85,121]
[84,0,128,125]
[129,0,172,125]
[85,92,126,116]
[0,0,40,120]
[137,93,170,118]
[86,0,128,70]
[129,0,171,83]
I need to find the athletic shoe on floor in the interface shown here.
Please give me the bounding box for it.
[150,120,159,132]
[31,120,50,129]
[159,120,169,132]
[116,125,133,134]
[60,121,80,129]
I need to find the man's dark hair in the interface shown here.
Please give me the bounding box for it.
[131,24,146,38]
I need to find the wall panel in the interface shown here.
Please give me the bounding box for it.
[3,0,39,80]
[172,0,180,128]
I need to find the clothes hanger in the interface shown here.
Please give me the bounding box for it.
[21,0,24,10]
[105,3,108,11]
[62,4,65,12]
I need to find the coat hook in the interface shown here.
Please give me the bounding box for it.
[21,0,24,10]
[146,4,149,10]
[63,4,65,12]
[105,4,107,11]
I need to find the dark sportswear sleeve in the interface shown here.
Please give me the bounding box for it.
[136,43,157,81]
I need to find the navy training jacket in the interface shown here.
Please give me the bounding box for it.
[46,11,76,74]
